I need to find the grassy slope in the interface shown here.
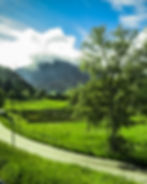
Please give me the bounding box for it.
[2,114,147,166]
[121,124,147,163]
[2,99,147,166]
[2,116,110,157]
[5,99,69,110]
[0,142,136,184]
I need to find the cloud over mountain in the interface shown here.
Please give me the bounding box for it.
[0,17,80,69]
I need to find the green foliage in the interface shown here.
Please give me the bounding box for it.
[0,89,5,108]
[16,109,73,122]
[34,90,47,99]
[71,81,108,125]
[0,66,35,100]
[0,142,136,184]
[72,26,147,152]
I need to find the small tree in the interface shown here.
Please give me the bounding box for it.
[71,26,147,152]
[0,89,5,108]
[34,90,47,99]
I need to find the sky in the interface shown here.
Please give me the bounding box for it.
[0,0,147,69]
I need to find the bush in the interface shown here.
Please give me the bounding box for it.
[14,109,74,122]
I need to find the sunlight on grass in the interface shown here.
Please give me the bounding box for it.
[5,99,69,110]
[0,142,137,184]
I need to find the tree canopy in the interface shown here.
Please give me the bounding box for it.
[71,26,147,152]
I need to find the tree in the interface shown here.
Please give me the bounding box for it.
[0,89,5,108]
[71,26,147,152]
[34,90,47,99]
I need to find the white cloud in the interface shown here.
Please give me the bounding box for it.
[0,17,80,69]
[133,28,147,49]
[106,0,147,28]
[120,14,147,28]
[0,15,26,30]
[106,0,142,9]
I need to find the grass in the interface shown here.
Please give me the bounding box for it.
[0,142,136,184]
[1,115,110,158]
[5,98,69,111]
[2,99,147,166]
[121,124,147,164]
[2,113,147,166]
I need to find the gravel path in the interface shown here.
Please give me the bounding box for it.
[0,123,147,184]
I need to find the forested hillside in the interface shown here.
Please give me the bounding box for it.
[0,66,34,99]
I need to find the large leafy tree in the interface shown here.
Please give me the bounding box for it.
[72,26,147,152]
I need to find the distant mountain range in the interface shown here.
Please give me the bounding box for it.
[0,66,34,98]
[16,59,89,93]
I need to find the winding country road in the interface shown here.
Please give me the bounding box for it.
[0,123,147,184]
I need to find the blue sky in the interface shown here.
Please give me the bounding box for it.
[0,0,146,44]
[0,0,118,44]
[0,0,146,68]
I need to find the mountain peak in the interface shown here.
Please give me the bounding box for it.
[16,59,89,93]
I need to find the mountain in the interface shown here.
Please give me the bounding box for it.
[0,65,34,98]
[16,60,89,93]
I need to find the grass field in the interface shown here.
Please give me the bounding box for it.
[0,142,136,184]
[2,99,147,166]
[2,113,147,166]
[2,116,110,157]
[5,98,69,111]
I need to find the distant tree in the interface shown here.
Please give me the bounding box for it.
[71,26,147,152]
[0,89,5,108]
[34,90,47,99]
[3,80,13,93]
[21,90,31,100]
[8,90,16,99]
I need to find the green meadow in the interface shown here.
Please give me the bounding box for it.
[0,142,136,184]
[5,99,69,111]
[0,11,147,184]
[2,99,147,166]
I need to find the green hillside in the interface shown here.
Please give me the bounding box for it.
[0,66,34,99]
